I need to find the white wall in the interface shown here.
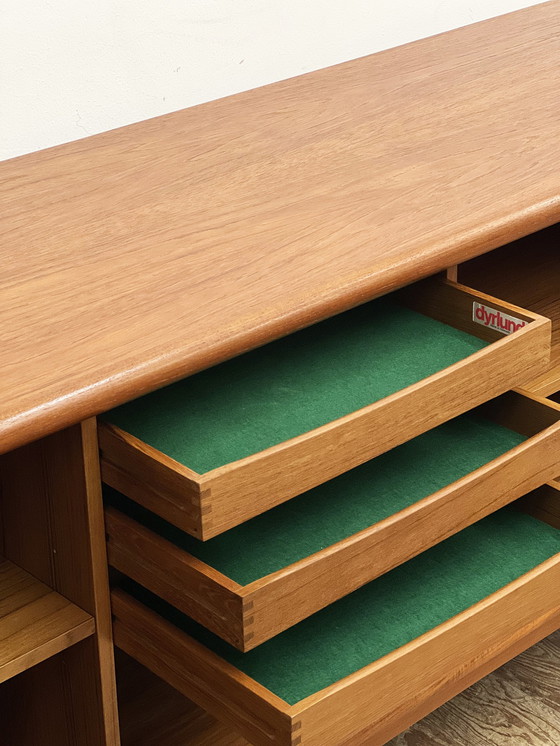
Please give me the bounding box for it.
[0,0,544,161]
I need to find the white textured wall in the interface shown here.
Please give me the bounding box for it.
[0,0,544,161]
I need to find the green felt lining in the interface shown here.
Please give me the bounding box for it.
[125,510,560,705]
[105,298,488,473]
[106,413,525,585]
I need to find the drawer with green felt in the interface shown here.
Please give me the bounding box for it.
[112,494,560,746]
[105,390,560,651]
[99,277,550,539]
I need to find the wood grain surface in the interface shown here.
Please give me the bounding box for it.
[1,2,559,454]
[389,629,560,746]
[0,421,121,744]
[116,631,560,746]
[460,226,560,396]
[0,557,94,683]
[292,562,560,746]
[112,550,560,746]
[101,279,552,540]
[106,393,560,651]
[116,650,250,746]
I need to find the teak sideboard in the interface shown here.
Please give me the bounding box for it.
[0,3,559,745]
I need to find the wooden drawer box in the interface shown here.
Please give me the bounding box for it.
[112,496,560,746]
[105,391,560,651]
[460,229,560,398]
[99,278,550,540]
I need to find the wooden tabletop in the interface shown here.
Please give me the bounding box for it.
[1,2,559,454]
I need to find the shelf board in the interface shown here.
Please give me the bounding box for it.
[0,558,95,683]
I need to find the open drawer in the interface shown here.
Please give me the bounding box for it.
[460,226,560,398]
[106,391,560,651]
[100,277,550,539]
[112,494,560,746]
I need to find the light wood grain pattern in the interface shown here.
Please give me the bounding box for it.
[1,2,560,454]
[389,629,560,746]
[105,507,247,648]
[0,557,94,683]
[396,277,539,341]
[293,559,560,746]
[0,421,120,745]
[526,363,560,398]
[99,425,208,539]
[460,225,560,396]
[113,592,292,746]
[478,389,560,437]
[101,279,551,539]
[336,614,560,746]
[518,482,560,530]
[106,392,560,650]
[112,550,560,746]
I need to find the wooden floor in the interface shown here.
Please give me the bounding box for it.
[117,630,560,746]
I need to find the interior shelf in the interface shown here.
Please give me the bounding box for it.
[0,557,95,683]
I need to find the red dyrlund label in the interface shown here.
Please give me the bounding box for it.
[472,302,527,335]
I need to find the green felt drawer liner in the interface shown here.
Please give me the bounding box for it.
[124,509,560,706]
[106,412,525,585]
[105,298,488,473]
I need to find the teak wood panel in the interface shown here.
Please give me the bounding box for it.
[106,511,246,648]
[105,391,560,650]
[518,482,560,530]
[0,421,120,745]
[113,592,293,746]
[459,226,560,397]
[0,557,95,683]
[0,645,107,746]
[112,545,560,746]
[115,650,251,746]
[2,2,560,455]
[99,279,551,539]
[114,632,560,746]
[319,609,560,746]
